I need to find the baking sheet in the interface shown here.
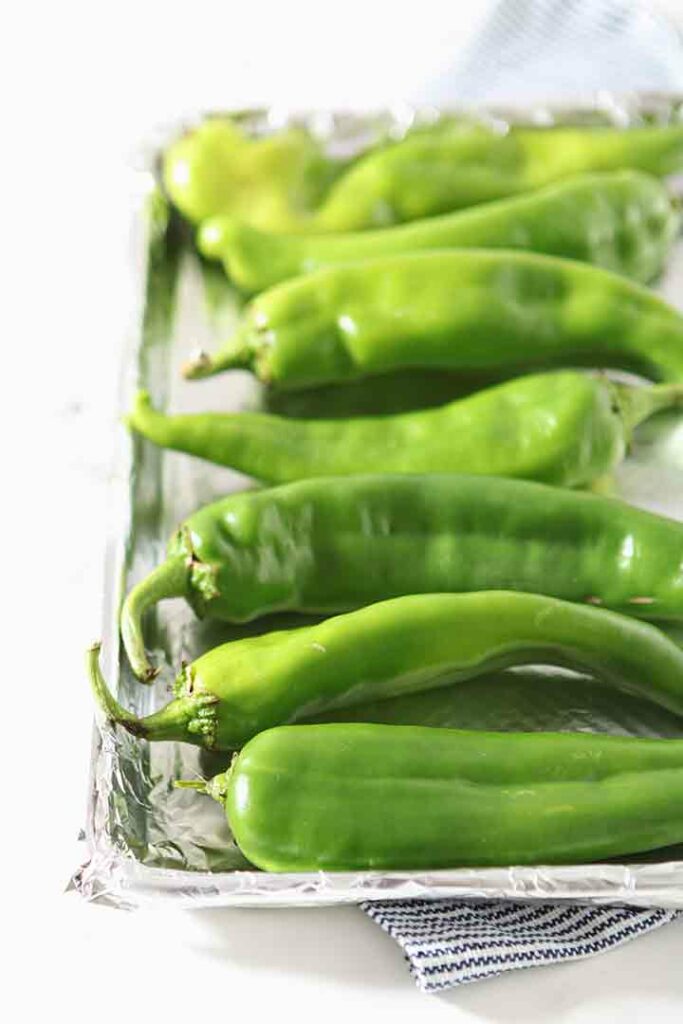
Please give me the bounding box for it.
[73,99,683,908]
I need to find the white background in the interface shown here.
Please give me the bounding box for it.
[6,1,683,1019]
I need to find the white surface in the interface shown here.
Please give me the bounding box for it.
[6,0,683,1017]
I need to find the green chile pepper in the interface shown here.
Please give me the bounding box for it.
[163,118,334,230]
[310,122,683,231]
[92,593,683,749]
[198,171,680,293]
[183,250,683,388]
[127,372,682,488]
[120,473,683,680]
[179,723,683,870]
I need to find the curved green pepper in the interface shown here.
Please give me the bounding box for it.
[163,118,334,230]
[180,723,683,870]
[310,122,683,231]
[165,120,683,233]
[127,372,683,488]
[120,473,683,680]
[92,592,683,749]
[198,171,680,292]
[183,250,683,388]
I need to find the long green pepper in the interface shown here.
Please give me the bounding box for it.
[120,473,683,680]
[127,372,683,487]
[310,122,683,230]
[92,592,683,750]
[181,724,683,870]
[169,120,683,231]
[199,171,680,292]
[184,250,683,388]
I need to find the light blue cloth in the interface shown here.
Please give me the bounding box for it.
[427,0,683,102]
[362,0,683,990]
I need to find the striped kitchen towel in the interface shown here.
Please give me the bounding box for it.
[361,899,680,991]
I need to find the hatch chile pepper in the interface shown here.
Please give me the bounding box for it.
[198,171,680,293]
[177,723,683,870]
[183,249,683,388]
[127,372,683,488]
[162,118,335,230]
[120,473,683,680]
[92,593,683,749]
[169,120,683,231]
[309,121,683,230]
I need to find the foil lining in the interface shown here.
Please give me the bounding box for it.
[73,97,683,909]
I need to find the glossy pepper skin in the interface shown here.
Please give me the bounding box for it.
[181,724,683,870]
[91,593,683,749]
[120,473,683,680]
[184,250,683,388]
[310,122,683,230]
[198,171,680,293]
[162,118,334,230]
[127,373,683,488]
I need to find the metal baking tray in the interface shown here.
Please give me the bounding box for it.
[73,98,683,909]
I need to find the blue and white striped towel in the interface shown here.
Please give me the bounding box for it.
[361,0,683,991]
[361,899,679,991]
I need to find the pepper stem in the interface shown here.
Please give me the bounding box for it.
[174,773,228,804]
[87,642,148,736]
[614,382,683,436]
[87,642,219,747]
[120,555,190,681]
[174,779,208,792]
[182,327,253,380]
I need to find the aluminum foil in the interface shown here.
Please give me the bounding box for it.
[73,98,683,909]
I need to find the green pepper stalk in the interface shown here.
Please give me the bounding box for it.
[88,643,219,741]
[179,723,683,871]
[96,592,683,749]
[119,473,683,681]
[119,540,220,683]
[197,171,680,293]
[183,250,683,389]
[127,372,683,489]
[308,122,683,231]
